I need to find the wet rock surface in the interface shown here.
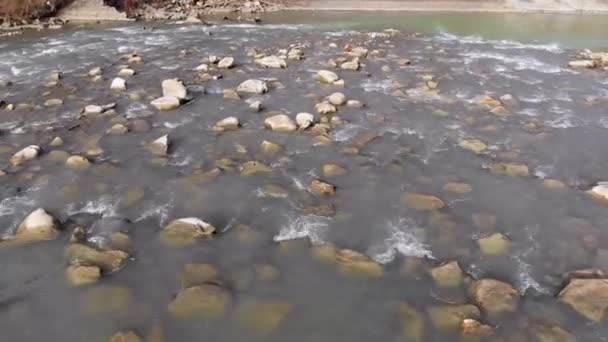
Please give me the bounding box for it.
[0,21,607,342]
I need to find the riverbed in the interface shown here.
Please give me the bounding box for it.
[1,13,608,341]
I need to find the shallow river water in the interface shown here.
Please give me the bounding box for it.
[1,13,608,341]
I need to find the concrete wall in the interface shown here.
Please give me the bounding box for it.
[291,0,608,13]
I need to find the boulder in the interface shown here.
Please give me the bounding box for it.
[237,300,293,335]
[162,79,187,100]
[317,70,339,84]
[65,265,101,287]
[255,56,287,69]
[328,92,347,106]
[65,243,129,273]
[264,114,297,133]
[295,112,315,130]
[10,145,41,166]
[558,278,608,322]
[469,279,519,316]
[477,233,511,256]
[310,179,336,196]
[213,117,240,131]
[110,78,127,91]
[218,57,235,69]
[151,96,180,111]
[237,79,268,95]
[168,284,231,319]
[401,192,445,211]
[430,261,463,287]
[66,155,91,170]
[443,182,472,194]
[146,135,169,156]
[15,208,60,242]
[160,218,216,247]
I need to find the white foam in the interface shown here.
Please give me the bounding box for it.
[65,196,118,217]
[273,215,330,245]
[460,51,564,74]
[367,217,434,264]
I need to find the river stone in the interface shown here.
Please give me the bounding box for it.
[44,98,63,106]
[472,213,497,230]
[65,243,129,273]
[310,179,336,196]
[295,112,314,130]
[469,279,519,316]
[237,300,293,335]
[558,278,608,322]
[237,79,268,94]
[459,139,487,154]
[177,263,218,288]
[328,92,347,106]
[460,319,494,338]
[443,182,472,194]
[397,303,425,342]
[255,56,287,69]
[478,233,511,256]
[15,208,60,242]
[65,265,101,287]
[107,124,128,135]
[88,67,102,76]
[213,117,240,131]
[479,95,501,107]
[111,78,127,91]
[118,68,135,77]
[489,163,529,177]
[151,96,180,111]
[430,261,463,287]
[223,89,241,100]
[162,79,187,100]
[347,99,364,108]
[587,182,608,204]
[66,155,91,170]
[313,245,383,278]
[249,100,263,112]
[322,164,347,177]
[401,192,445,211]
[340,59,360,71]
[543,179,566,190]
[264,114,297,132]
[160,218,216,247]
[81,285,130,315]
[109,331,142,342]
[240,161,272,177]
[10,145,41,166]
[569,60,596,68]
[218,57,235,69]
[315,101,337,115]
[427,304,481,331]
[259,140,282,155]
[49,137,63,146]
[146,135,169,156]
[317,70,339,84]
[168,284,231,319]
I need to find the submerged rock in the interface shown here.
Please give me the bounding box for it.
[312,244,383,278]
[65,243,129,273]
[255,56,286,69]
[14,208,60,242]
[240,161,272,176]
[443,182,472,194]
[397,303,425,342]
[162,79,188,100]
[430,261,463,287]
[237,79,268,94]
[109,331,142,342]
[558,278,608,322]
[489,163,529,177]
[264,114,297,132]
[459,139,487,154]
[160,218,216,247]
[10,145,41,166]
[151,96,180,111]
[527,323,576,342]
[469,279,519,316]
[237,300,293,335]
[259,140,282,155]
[177,263,218,288]
[81,285,130,315]
[146,135,170,156]
[477,233,511,256]
[401,192,445,211]
[427,304,480,331]
[168,284,231,319]
[310,179,336,196]
[65,265,101,287]
[65,155,91,170]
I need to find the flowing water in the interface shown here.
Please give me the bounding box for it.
[1,12,608,341]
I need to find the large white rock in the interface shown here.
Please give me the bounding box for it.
[218,57,235,69]
[317,70,339,84]
[146,134,169,156]
[296,112,315,130]
[213,117,240,131]
[10,145,41,166]
[162,79,188,100]
[264,115,297,133]
[237,79,268,95]
[16,208,60,241]
[255,56,287,69]
[110,78,127,91]
[151,96,181,111]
